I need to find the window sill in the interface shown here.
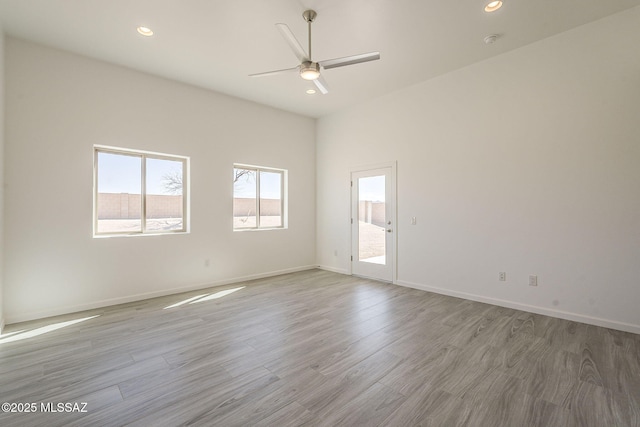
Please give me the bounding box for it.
[233,227,287,232]
[93,230,189,239]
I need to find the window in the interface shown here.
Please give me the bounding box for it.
[94,146,188,236]
[233,165,286,230]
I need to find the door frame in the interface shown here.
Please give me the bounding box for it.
[349,161,397,284]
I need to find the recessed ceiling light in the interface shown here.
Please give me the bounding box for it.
[137,26,154,36]
[484,34,499,44]
[484,0,503,12]
[306,89,317,95]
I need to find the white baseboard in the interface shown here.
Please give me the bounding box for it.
[5,265,318,325]
[10,268,637,335]
[396,279,640,335]
[317,265,350,275]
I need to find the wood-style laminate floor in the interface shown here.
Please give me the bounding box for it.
[0,269,638,426]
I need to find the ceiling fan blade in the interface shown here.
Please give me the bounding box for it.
[313,75,330,95]
[249,67,298,78]
[276,23,309,63]
[319,52,380,70]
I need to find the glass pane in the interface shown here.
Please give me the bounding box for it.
[146,158,184,232]
[233,168,257,228]
[96,152,142,233]
[259,171,282,228]
[358,175,385,264]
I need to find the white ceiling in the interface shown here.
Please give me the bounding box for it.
[1,0,639,118]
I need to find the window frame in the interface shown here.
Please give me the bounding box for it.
[233,163,287,231]
[93,145,189,237]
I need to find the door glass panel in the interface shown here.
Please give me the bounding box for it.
[358,175,386,264]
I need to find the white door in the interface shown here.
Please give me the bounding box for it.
[351,165,395,282]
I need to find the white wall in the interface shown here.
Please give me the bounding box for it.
[317,7,640,333]
[4,38,316,323]
[0,28,5,332]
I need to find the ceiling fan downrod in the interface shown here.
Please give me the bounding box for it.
[302,9,317,60]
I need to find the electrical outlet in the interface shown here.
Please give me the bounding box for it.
[499,272,506,281]
[529,275,538,286]
[411,217,417,225]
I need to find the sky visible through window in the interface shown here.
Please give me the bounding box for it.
[98,155,279,198]
[97,152,183,195]
[234,168,281,199]
[260,171,281,200]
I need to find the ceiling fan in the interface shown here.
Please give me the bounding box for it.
[249,9,380,94]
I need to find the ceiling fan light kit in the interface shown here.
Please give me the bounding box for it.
[300,62,320,80]
[249,9,380,95]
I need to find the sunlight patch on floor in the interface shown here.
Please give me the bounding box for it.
[163,286,246,309]
[0,315,100,345]
[164,294,209,309]
[189,287,245,304]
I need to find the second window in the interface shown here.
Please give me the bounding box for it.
[233,165,286,230]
